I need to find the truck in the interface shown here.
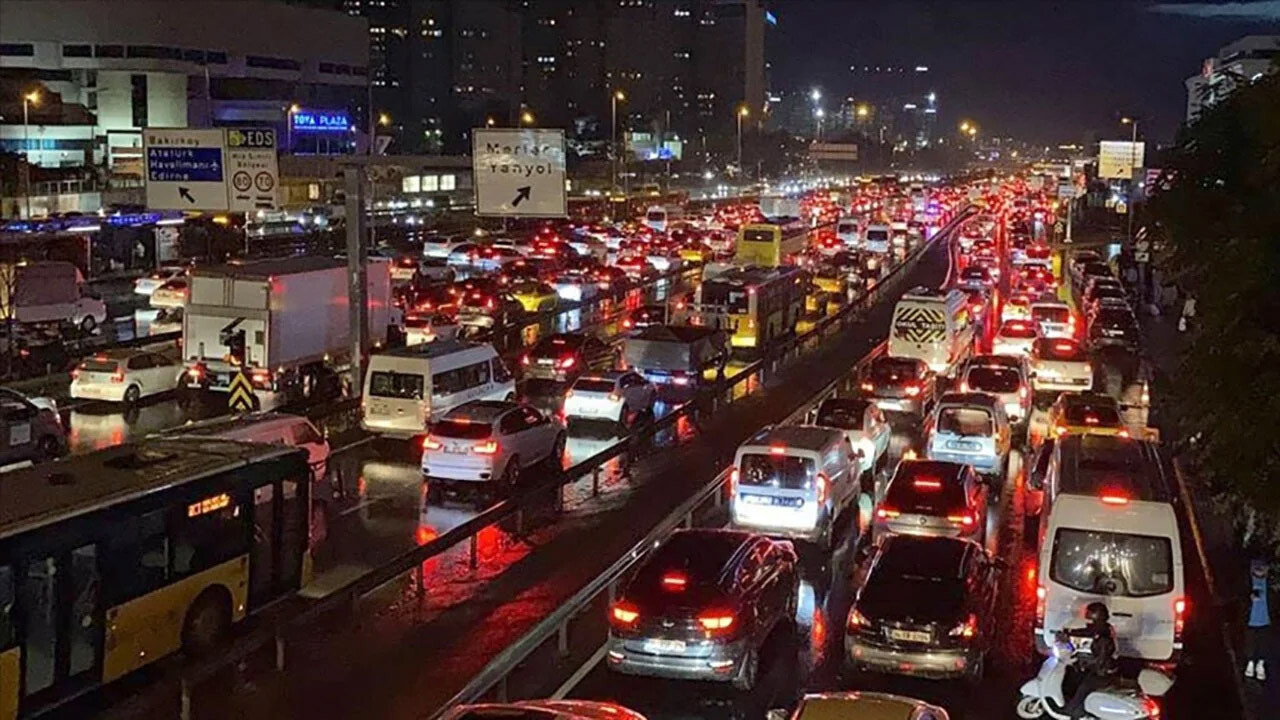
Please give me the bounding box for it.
[182,256,395,403]
[621,324,729,388]
[0,261,107,332]
[758,194,802,224]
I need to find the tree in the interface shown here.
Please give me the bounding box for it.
[1148,68,1280,513]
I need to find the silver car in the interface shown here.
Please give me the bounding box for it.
[0,387,66,466]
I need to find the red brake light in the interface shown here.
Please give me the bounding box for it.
[769,445,787,455]
[661,572,688,591]
[472,440,499,455]
[1035,585,1047,624]
[610,601,640,627]
[1118,428,1130,438]
[1100,494,1130,505]
[697,611,735,631]
[1053,341,1075,352]
[860,381,874,392]
[111,369,125,383]
[947,512,976,527]
[913,478,943,490]
[847,608,869,630]
[949,613,978,638]
[521,355,531,366]
[558,356,577,370]
[876,507,900,519]
[1174,597,1187,639]
[422,436,443,451]
[904,383,922,397]
[730,467,739,491]
[816,473,829,504]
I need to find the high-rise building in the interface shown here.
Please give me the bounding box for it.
[1185,35,1279,122]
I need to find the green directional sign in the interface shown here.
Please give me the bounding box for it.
[228,371,256,413]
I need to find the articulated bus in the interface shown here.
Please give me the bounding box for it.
[0,438,311,719]
[735,223,808,268]
[693,265,808,353]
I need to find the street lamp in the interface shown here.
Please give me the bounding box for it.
[520,110,535,126]
[736,105,749,175]
[959,120,971,133]
[611,89,626,191]
[22,90,40,219]
[855,104,869,119]
[285,103,300,154]
[485,116,496,127]
[810,88,821,103]
[814,107,825,142]
[378,112,391,127]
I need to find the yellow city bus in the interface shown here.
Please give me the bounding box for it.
[693,265,808,353]
[735,223,808,267]
[0,437,311,719]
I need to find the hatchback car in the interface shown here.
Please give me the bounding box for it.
[133,265,187,295]
[522,333,616,382]
[959,356,1031,426]
[1030,337,1093,396]
[422,400,566,505]
[1087,307,1140,351]
[846,535,1000,682]
[1030,301,1075,340]
[563,371,656,427]
[873,460,987,543]
[992,319,1038,358]
[70,349,184,404]
[1046,392,1128,441]
[772,693,950,720]
[924,392,1012,479]
[860,356,937,417]
[0,387,65,465]
[607,528,798,690]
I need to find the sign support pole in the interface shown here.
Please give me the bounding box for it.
[344,167,368,394]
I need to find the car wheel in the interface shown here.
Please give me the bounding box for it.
[36,434,62,460]
[732,646,759,691]
[545,433,566,470]
[181,588,231,656]
[123,384,141,405]
[500,457,521,494]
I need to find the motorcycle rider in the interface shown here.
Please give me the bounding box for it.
[1062,601,1119,719]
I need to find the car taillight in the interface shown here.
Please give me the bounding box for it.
[610,601,640,628]
[557,356,577,369]
[472,440,499,455]
[111,370,125,383]
[1142,697,1162,718]
[698,611,735,632]
[1118,428,1130,438]
[1055,423,1068,437]
[608,391,622,402]
[948,613,978,639]
[1174,597,1187,640]
[957,381,969,393]
[70,369,80,380]
[1019,385,1029,400]
[522,355,531,366]
[847,608,869,631]
[904,383,922,397]
[422,436,443,451]
[1035,585,1046,625]
[661,571,688,591]
[622,319,633,328]
[815,473,829,504]
[876,507,900,519]
[860,381,874,392]
[947,512,976,528]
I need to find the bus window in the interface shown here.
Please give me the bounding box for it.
[19,558,56,695]
[67,544,100,678]
[171,494,247,579]
[106,509,171,602]
[250,483,276,607]
[280,476,307,590]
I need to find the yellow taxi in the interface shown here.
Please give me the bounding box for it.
[509,280,559,313]
[1046,392,1129,441]
[678,243,714,265]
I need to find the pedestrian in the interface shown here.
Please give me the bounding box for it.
[1179,293,1197,333]
[1245,558,1276,681]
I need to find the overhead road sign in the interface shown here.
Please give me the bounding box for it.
[809,142,858,162]
[1098,140,1145,180]
[225,127,279,212]
[472,128,567,218]
[144,128,228,210]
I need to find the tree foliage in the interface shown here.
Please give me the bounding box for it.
[1149,69,1280,511]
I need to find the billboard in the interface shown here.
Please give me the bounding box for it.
[809,142,858,162]
[1098,140,1145,180]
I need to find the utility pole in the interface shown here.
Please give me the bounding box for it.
[343,165,368,394]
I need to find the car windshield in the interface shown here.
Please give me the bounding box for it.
[966,366,1021,393]
[937,406,994,436]
[738,453,818,491]
[431,419,494,439]
[533,335,584,354]
[1051,528,1173,597]
[369,370,425,399]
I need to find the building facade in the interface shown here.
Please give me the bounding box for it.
[1185,35,1279,122]
[0,0,369,171]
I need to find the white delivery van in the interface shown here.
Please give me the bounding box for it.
[836,218,861,248]
[361,340,515,437]
[729,424,859,549]
[888,287,974,377]
[864,224,891,254]
[1032,435,1184,665]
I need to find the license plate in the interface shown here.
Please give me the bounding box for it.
[740,494,802,508]
[444,446,469,454]
[876,399,903,410]
[643,638,686,654]
[887,629,931,644]
[946,439,980,450]
[537,358,554,365]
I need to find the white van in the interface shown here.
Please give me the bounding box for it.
[888,287,974,377]
[729,424,859,548]
[644,205,683,233]
[864,224,891,254]
[1033,435,1184,665]
[836,218,861,248]
[361,340,515,437]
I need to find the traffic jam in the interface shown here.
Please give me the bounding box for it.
[0,177,1183,720]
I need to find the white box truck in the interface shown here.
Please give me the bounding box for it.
[182,256,394,402]
[0,261,107,332]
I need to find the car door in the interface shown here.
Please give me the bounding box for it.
[521,406,554,462]
[149,353,181,391]
[126,354,153,395]
[0,396,38,462]
[497,410,528,468]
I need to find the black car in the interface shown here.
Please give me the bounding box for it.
[860,356,937,417]
[607,528,798,690]
[522,333,615,382]
[1087,308,1140,350]
[845,534,1000,683]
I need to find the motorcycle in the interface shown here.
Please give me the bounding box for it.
[1016,632,1172,720]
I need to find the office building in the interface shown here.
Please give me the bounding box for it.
[0,0,369,172]
[1185,35,1279,122]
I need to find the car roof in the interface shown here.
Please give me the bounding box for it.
[937,392,1001,409]
[1054,434,1169,502]
[741,424,845,453]
[795,692,943,720]
[876,534,973,578]
[443,400,521,422]
[573,371,627,385]
[968,354,1023,369]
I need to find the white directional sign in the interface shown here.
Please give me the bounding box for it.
[144,128,229,211]
[225,127,279,213]
[472,128,567,218]
[1098,140,1145,180]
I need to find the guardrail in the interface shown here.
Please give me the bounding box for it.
[426,211,967,714]
[122,210,966,720]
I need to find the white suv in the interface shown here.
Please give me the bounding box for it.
[423,400,566,505]
[563,371,656,427]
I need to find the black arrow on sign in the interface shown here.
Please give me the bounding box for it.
[512,186,531,207]
[178,187,196,204]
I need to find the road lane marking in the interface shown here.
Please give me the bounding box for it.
[552,641,609,699]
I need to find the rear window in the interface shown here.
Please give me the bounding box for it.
[431,419,493,439]
[1063,402,1121,426]
[79,359,119,373]
[1035,339,1085,361]
[816,399,870,428]
[1094,309,1135,327]
[937,406,994,436]
[532,335,584,354]
[966,367,1021,393]
[866,229,889,242]
[1051,528,1173,597]
[369,370,425,399]
[573,378,616,393]
[738,453,818,491]
[886,468,966,514]
[869,358,920,383]
[1032,306,1070,323]
[999,322,1037,339]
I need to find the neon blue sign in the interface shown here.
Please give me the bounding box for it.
[291,110,351,132]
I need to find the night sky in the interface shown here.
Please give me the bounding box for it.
[770,0,1280,145]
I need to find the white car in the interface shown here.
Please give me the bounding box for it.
[133,265,186,296]
[563,371,656,427]
[1029,337,1093,395]
[812,396,891,480]
[70,349,184,404]
[422,400,566,505]
[150,278,188,308]
[553,271,600,303]
[1030,301,1075,340]
[992,319,1038,357]
[404,313,459,346]
[423,233,473,259]
[1000,293,1032,324]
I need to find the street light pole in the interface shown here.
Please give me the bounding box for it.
[22,91,39,219]
[611,90,625,193]
[736,106,748,176]
[1124,117,1139,247]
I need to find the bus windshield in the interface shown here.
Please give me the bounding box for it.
[702,283,750,313]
